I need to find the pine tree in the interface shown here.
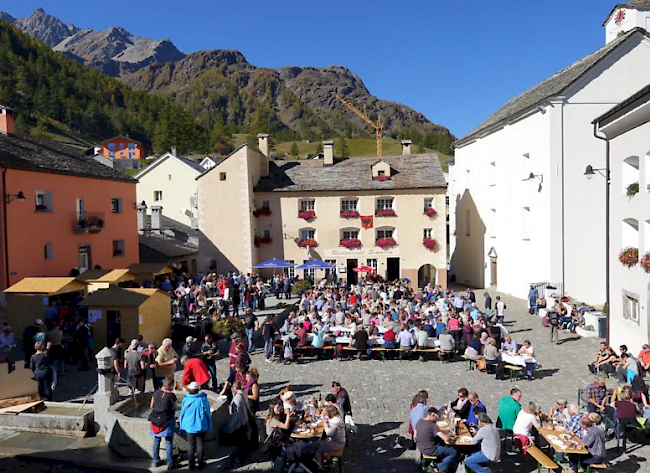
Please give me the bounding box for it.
[336,137,350,158]
[290,141,299,158]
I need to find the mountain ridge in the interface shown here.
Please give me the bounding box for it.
[2,8,455,152]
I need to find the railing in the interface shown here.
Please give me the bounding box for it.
[530,280,564,299]
[75,211,105,233]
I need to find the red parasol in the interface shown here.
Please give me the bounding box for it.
[353,266,374,273]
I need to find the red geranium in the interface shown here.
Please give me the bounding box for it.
[376,237,397,248]
[640,251,650,273]
[423,237,440,251]
[298,238,318,248]
[298,210,316,221]
[340,238,362,249]
[375,209,396,217]
[424,208,437,218]
[340,210,360,218]
[619,247,639,268]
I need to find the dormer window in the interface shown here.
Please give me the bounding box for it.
[371,160,391,181]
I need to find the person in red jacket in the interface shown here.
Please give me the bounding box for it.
[181,355,210,390]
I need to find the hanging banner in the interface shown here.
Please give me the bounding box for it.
[361,215,374,229]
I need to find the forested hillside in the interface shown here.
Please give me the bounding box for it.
[0,21,207,154]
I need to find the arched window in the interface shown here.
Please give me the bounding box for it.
[622,156,640,196]
[621,218,639,249]
[340,227,360,240]
[376,226,396,240]
[299,227,316,241]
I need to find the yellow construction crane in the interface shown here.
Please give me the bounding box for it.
[332,92,383,156]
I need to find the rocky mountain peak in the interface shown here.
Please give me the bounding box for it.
[13,8,79,47]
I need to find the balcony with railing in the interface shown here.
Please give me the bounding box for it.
[74,211,105,234]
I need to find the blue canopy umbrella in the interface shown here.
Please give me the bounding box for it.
[252,258,295,269]
[295,260,335,270]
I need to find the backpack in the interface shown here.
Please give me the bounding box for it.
[549,311,559,326]
[542,314,549,327]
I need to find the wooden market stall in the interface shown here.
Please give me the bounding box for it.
[4,277,89,338]
[81,269,140,292]
[79,288,171,351]
[128,263,175,287]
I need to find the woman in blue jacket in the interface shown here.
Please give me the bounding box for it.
[180,381,212,469]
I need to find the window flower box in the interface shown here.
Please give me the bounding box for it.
[35,204,48,211]
[375,209,396,217]
[340,210,359,219]
[424,208,437,218]
[340,238,362,249]
[254,236,272,247]
[298,210,316,221]
[423,237,440,251]
[640,252,650,273]
[375,237,397,248]
[253,207,272,217]
[374,175,389,182]
[626,182,639,197]
[619,247,638,268]
[298,238,318,248]
[113,250,124,257]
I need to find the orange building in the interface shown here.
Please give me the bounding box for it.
[0,107,139,294]
[99,135,145,169]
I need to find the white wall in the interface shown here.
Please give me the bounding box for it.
[450,33,650,303]
[608,120,650,353]
[606,6,650,44]
[135,154,199,227]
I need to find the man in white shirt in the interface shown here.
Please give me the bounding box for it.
[495,296,505,325]
[396,324,414,349]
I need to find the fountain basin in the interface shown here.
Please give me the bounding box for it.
[106,390,229,460]
[0,401,94,436]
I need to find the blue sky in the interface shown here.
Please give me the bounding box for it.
[3,0,618,138]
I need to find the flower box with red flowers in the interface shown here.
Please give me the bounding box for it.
[298,210,316,221]
[340,210,360,219]
[375,237,397,248]
[35,204,48,211]
[424,208,437,218]
[374,175,390,182]
[422,237,440,251]
[375,209,396,217]
[618,247,639,268]
[253,207,272,217]
[254,236,272,247]
[340,238,362,249]
[298,238,318,248]
[640,252,650,273]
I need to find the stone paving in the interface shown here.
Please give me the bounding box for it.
[3,290,650,472]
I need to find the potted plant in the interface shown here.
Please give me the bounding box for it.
[298,210,316,221]
[35,204,48,211]
[640,251,650,274]
[340,209,360,219]
[213,319,246,339]
[340,238,362,249]
[375,209,397,217]
[424,208,437,218]
[626,182,639,197]
[253,207,272,217]
[618,247,639,268]
[422,237,440,251]
[376,237,397,248]
[298,238,318,248]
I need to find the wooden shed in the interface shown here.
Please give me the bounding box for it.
[81,269,140,292]
[128,263,174,286]
[5,278,89,338]
[79,288,171,351]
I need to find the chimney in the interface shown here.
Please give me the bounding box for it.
[323,140,334,166]
[257,133,269,157]
[0,106,15,135]
[151,205,163,233]
[136,201,147,234]
[171,146,177,157]
[401,140,412,155]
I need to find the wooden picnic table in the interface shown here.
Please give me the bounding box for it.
[291,419,325,439]
[536,425,588,455]
[435,419,474,446]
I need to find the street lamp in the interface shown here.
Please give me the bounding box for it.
[5,191,25,204]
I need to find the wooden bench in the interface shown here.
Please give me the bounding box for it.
[503,364,523,382]
[414,347,439,361]
[372,347,394,361]
[461,354,476,370]
[323,446,344,473]
[585,464,608,473]
[419,453,438,472]
[527,445,558,472]
[438,349,454,363]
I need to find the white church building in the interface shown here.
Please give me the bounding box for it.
[448,1,650,306]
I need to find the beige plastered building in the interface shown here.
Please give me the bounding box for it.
[197,136,448,287]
